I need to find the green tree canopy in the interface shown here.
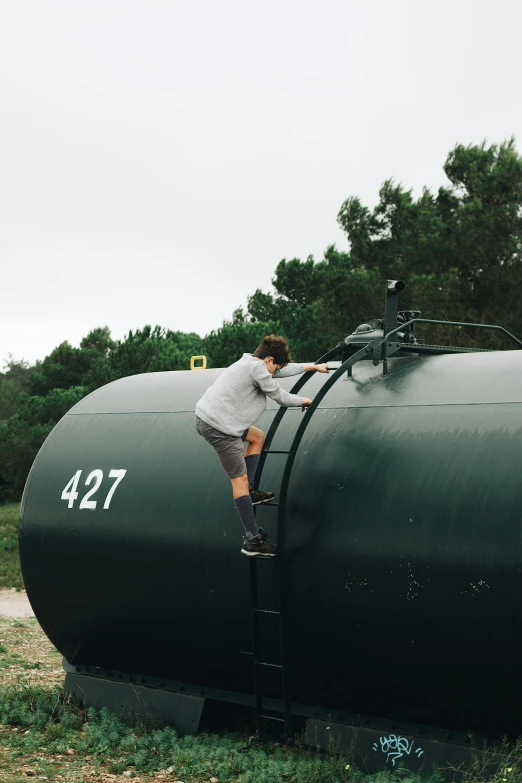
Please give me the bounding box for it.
[337,138,522,346]
[0,357,36,421]
[246,247,382,359]
[0,379,22,423]
[16,387,85,428]
[203,308,280,368]
[84,326,204,391]
[27,327,115,397]
[1,356,34,390]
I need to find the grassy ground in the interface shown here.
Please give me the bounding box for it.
[0,502,23,590]
[0,616,398,783]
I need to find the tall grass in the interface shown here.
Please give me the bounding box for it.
[0,682,387,783]
[1,682,518,782]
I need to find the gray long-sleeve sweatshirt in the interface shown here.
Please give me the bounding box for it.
[195,353,305,437]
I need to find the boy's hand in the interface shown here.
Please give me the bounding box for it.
[301,397,312,411]
[315,364,330,373]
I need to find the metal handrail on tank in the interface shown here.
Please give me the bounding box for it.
[382,318,522,375]
[254,344,344,487]
[276,339,378,552]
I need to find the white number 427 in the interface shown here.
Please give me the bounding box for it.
[61,469,127,510]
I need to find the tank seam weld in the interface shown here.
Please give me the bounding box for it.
[67,401,522,415]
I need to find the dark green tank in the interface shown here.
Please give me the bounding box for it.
[19,348,522,738]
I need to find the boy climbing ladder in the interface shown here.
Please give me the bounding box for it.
[195,335,329,557]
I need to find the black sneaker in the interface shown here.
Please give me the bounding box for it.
[241,528,278,557]
[249,483,275,505]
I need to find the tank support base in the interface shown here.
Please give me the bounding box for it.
[305,718,510,778]
[64,671,205,735]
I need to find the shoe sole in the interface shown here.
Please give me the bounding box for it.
[240,548,277,557]
[251,497,275,506]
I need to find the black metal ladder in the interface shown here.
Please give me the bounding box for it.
[248,341,376,742]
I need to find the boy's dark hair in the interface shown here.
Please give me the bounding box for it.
[253,335,293,367]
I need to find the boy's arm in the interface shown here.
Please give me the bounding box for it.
[274,362,306,378]
[253,363,303,407]
[275,363,329,378]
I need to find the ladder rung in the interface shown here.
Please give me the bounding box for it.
[255,660,282,669]
[263,450,290,454]
[253,609,280,615]
[259,714,285,722]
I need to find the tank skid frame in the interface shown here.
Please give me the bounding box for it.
[63,659,514,777]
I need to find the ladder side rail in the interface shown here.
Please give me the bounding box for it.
[250,343,343,742]
[254,345,343,488]
[276,546,292,742]
[249,559,265,737]
[275,340,377,743]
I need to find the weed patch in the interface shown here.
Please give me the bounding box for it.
[0,616,63,690]
[0,680,518,783]
[0,683,359,782]
[0,502,22,590]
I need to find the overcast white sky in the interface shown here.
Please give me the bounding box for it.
[1,0,521,365]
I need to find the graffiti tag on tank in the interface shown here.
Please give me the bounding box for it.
[373,735,424,766]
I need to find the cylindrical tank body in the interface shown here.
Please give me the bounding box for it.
[19,351,522,737]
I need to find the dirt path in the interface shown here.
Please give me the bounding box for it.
[0,588,34,617]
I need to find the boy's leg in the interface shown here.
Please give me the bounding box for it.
[230,473,249,498]
[244,426,264,485]
[195,417,260,538]
[244,426,274,503]
[231,474,258,539]
[195,417,275,547]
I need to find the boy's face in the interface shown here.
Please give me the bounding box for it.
[264,356,281,375]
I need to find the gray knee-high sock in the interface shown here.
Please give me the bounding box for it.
[245,454,260,486]
[234,494,258,538]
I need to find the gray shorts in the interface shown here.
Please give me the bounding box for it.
[195,416,249,479]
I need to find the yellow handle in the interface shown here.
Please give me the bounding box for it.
[190,355,207,370]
